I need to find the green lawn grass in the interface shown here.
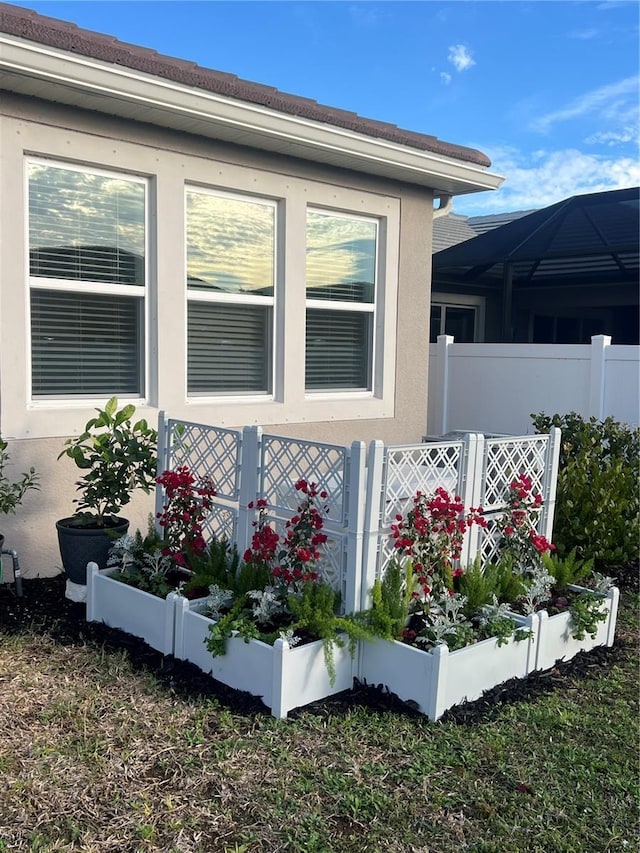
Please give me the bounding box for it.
[0,593,637,853]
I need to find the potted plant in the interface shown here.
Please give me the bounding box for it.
[56,397,157,585]
[0,435,40,551]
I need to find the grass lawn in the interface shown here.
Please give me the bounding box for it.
[0,584,638,853]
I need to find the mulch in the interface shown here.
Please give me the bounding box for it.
[0,564,637,725]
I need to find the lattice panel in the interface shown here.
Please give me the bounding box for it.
[201,503,238,544]
[481,436,549,511]
[475,516,503,565]
[167,421,242,501]
[382,443,465,525]
[260,435,348,524]
[377,533,399,582]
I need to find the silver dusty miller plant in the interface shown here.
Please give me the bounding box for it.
[247,587,287,626]
[205,584,235,620]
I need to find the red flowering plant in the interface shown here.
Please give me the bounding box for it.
[496,473,554,569]
[206,480,373,683]
[373,489,533,651]
[488,473,557,615]
[231,479,329,621]
[390,487,486,600]
[107,465,217,598]
[494,475,610,637]
[156,466,216,566]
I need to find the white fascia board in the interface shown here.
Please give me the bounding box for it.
[0,35,504,196]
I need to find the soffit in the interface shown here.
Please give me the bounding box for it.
[0,33,504,196]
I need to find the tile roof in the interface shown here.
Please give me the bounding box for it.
[0,2,491,168]
[432,214,478,252]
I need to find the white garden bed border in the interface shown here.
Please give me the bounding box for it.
[519,584,619,672]
[358,613,538,720]
[173,596,358,718]
[86,562,177,656]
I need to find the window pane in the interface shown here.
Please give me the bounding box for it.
[31,290,142,397]
[306,309,371,390]
[444,306,476,342]
[430,305,443,343]
[188,302,271,394]
[28,163,145,285]
[306,212,376,303]
[187,191,274,295]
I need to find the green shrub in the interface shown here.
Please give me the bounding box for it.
[532,412,640,568]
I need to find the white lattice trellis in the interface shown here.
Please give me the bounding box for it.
[258,433,366,612]
[156,415,245,548]
[154,413,560,614]
[259,434,350,525]
[474,429,561,564]
[361,435,480,608]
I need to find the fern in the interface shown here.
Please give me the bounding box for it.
[370,560,407,639]
[542,548,594,591]
[235,560,271,598]
[184,538,240,596]
[287,582,375,685]
[458,555,494,618]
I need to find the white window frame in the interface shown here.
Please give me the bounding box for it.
[184,185,277,401]
[25,156,149,404]
[305,207,379,396]
[431,293,485,343]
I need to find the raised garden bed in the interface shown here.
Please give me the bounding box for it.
[173,596,358,718]
[86,562,177,656]
[527,584,619,672]
[358,614,539,720]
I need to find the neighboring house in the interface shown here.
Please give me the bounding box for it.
[0,2,501,575]
[431,189,640,344]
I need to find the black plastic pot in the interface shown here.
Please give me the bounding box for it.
[56,516,129,584]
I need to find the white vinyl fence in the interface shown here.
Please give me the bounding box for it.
[156,414,561,614]
[428,334,640,436]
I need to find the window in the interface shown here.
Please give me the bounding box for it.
[186,188,276,395]
[305,210,377,391]
[430,296,483,343]
[28,160,146,398]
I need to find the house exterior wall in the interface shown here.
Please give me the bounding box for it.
[0,93,434,577]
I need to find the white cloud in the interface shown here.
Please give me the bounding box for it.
[448,44,475,73]
[531,76,639,133]
[454,146,640,215]
[569,28,599,39]
[585,127,639,145]
[440,71,452,85]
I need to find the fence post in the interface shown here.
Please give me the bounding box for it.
[588,335,611,420]
[540,427,561,542]
[431,334,454,436]
[361,440,386,611]
[238,425,262,556]
[344,441,367,614]
[460,433,483,564]
[154,411,168,536]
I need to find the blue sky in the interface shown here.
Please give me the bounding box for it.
[8,0,639,215]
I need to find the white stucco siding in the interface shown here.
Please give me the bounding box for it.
[0,95,434,577]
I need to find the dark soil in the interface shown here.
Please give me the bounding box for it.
[0,567,636,724]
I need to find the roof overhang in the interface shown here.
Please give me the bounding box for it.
[0,33,504,197]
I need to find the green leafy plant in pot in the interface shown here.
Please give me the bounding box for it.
[56,397,158,584]
[0,435,40,552]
